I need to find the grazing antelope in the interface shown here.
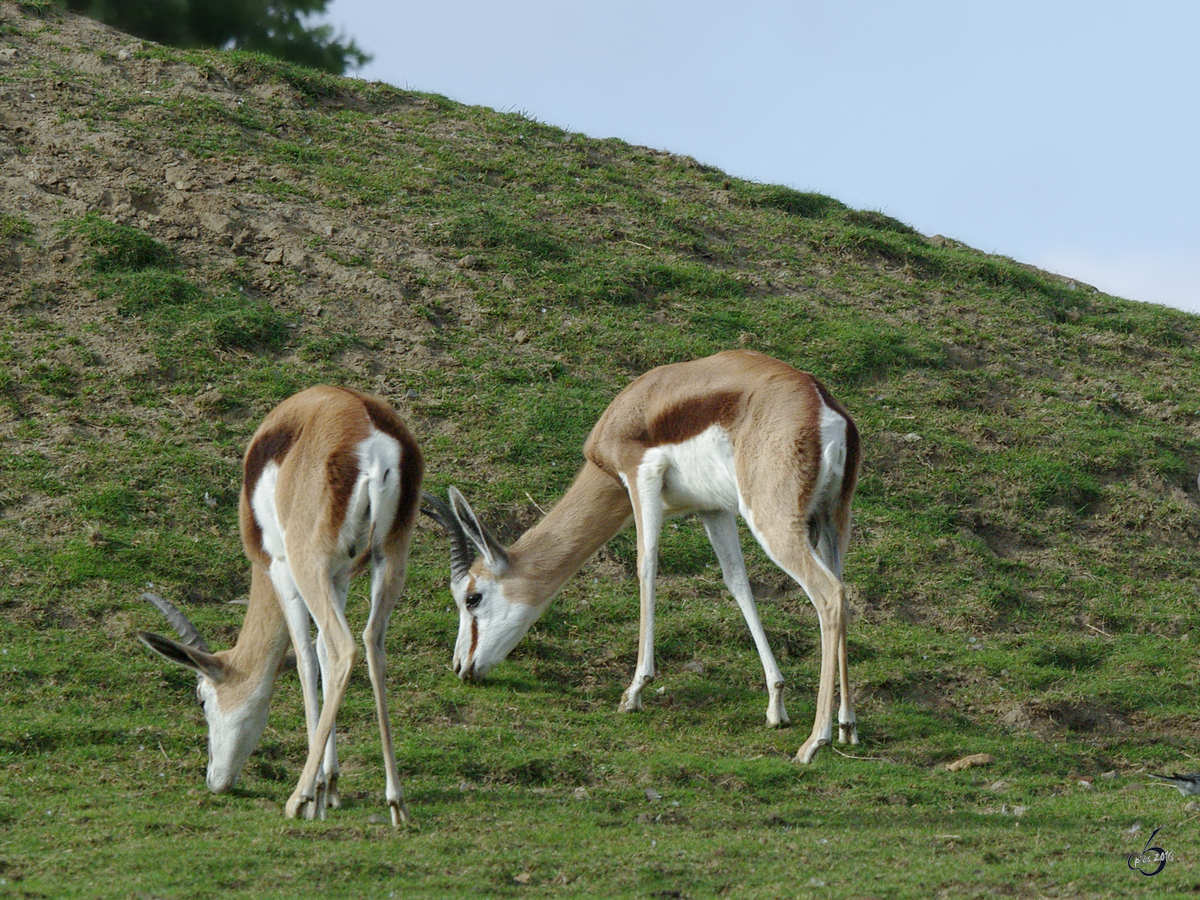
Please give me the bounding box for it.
[423,350,860,763]
[138,386,423,825]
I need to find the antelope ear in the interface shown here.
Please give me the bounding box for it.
[138,631,227,683]
[447,486,510,573]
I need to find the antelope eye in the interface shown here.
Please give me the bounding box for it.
[465,592,483,610]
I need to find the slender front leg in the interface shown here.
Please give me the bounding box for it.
[363,549,410,827]
[700,511,789,727]
[619,464,664,713]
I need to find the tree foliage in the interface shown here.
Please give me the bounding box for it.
[60,0,370,74]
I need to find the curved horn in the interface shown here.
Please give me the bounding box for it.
[421,491,475,582]
[141,592,211,655]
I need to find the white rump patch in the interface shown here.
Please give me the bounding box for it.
[337,428,404,555]
[813,401,848,510]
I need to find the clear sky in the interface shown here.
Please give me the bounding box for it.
[318,0,1200,313]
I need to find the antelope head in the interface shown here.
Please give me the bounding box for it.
[421,489,546,681]
[137,593,273,793]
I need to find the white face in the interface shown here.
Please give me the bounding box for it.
[197,675,271,794]
[450,567,542,681]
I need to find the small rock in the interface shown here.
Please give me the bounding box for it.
[682,660,705,675]
[945,753,995,772]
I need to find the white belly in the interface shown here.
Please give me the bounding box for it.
[647,425,739,514]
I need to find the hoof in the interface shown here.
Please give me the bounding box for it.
[618,680,648,712]
[794,737,829,764]
[390,800,411,829]
[285,794,311,820]
[286,783,327,822]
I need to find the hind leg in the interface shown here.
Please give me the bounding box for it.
[313,629,341,810]
[745,515,847,763]
[792,567,845,763]
[270,560,332,815]
[282,556,356,821]
[363,541,410,827]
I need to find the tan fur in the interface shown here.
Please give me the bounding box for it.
[144,386,423,826]
[453,350,860,763]
[211,563,291,711]
[240,386,422,571]
[245,386,422,824]
[496,461,634,607]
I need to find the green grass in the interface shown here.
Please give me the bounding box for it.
[2,5,1200,897]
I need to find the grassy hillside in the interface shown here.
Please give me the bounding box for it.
[2,2,1200,897]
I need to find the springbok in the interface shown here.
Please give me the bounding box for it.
[138,385,424,825]
[423,349,861,763]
